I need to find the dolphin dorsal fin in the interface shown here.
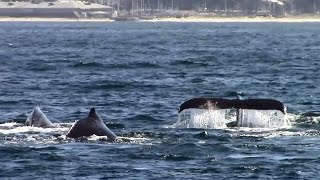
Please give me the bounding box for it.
[88,108,96,118]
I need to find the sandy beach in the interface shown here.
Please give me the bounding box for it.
[1,16,320,22]
[145,16,320,23]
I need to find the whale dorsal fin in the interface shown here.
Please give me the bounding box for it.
[25,106,53,127]
[66,108,117,139]
[88,108,96,118]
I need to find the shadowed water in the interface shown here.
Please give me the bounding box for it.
[0,22,320,179]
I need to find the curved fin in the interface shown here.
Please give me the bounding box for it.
[25,106,53,127]
[66,108,117,140]
[88,107,96,118]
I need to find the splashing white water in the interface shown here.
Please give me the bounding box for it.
[237,109,291,128]
[0,122,71,135]
[174,108,236,129]
[174,108,291,129]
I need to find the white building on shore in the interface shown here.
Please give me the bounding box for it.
[0,0,115,18]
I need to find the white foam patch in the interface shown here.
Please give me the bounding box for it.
[87,135,151,142]
[226,127,318,139]
[0,122,21,128]
[87,135,109,141]
[286,113,299,122]
[119,137,151,141]
[0,123,71,135]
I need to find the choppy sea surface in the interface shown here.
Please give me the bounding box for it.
[0,21,320,179]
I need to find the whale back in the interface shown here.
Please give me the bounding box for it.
[66,108,117,140]
[25,106,53,127]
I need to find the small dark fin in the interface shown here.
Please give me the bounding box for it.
[88,107,96,117]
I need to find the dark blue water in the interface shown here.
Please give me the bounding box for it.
[0,22,320,179]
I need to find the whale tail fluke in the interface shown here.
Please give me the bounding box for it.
[179,97,286,114]
[178,98,236,113]
[238,99,286,114]
[178,97,287,128]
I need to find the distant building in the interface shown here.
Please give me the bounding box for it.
[0,0,319,18]
[0,0,114,18]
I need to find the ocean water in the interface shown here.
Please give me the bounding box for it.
[0,21,320,179]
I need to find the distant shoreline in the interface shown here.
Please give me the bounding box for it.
[144,16,320,23]
[1,16,320,22]
[0,17,114,22]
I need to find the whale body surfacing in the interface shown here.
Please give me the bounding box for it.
[66,108,117,140]
[25,106,53,127]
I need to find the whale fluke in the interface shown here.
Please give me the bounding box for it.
[66,108,117,140]
[178,97,287,128]
[179,98,286,114]
[25,106,53,127]
[179,98,235,113]
[237,99,286,114]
